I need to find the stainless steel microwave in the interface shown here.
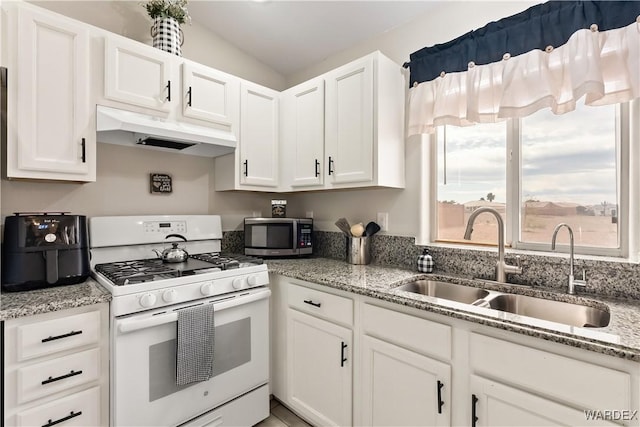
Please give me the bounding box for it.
[244,218,313,257]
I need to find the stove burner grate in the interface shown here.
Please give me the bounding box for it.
[190,252,263,269]
[94,253,263,286]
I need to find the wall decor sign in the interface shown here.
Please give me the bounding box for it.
[150,173,172,193]
[271,199,287,217]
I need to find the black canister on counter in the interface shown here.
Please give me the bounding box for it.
[417,248,434,273]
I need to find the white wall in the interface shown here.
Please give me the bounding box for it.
[284,1,538,237]
[2,143,273,231]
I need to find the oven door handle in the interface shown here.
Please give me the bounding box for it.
[117,289,271,334]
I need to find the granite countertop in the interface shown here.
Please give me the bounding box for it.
[266,257,640,361]
[0,278,112,321]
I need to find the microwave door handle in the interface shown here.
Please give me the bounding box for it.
[293,221,298,249]
[117,289,271,334]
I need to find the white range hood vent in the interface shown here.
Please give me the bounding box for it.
[96,105,236,158]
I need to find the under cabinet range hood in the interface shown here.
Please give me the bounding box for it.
[96,105,236,157]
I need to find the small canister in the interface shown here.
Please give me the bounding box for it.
[417,249,434,273]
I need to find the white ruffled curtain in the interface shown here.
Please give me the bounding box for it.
[407,12,640,136]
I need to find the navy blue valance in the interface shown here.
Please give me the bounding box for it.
[405,1,640,87]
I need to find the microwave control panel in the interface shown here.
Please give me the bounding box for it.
[298,223,313,248]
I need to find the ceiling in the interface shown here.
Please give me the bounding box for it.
[187,1,439,76]
[30,0,439,78]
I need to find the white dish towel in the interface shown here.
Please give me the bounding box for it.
[176,303,215,386]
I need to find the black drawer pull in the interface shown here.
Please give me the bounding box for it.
[166,80,171,102]
[315,159,320,177]
[187,86,192,106]
[42,411,82,427]
[471,394,479,427]
[303,299,321,308]
[328,156,334,175]
[340,341,348,367]
[243,159,248,176]
[42,330,82,343]
[81,138,86,163]
[42,369,83,385]
[437,380,444,414]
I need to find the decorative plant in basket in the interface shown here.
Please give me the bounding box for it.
[143,0,191,56]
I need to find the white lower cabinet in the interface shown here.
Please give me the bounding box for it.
[270,275,640,427]
[3,304,109,427]
[361,335,450,426]
[470,376,618,427]
[287,310,352,427]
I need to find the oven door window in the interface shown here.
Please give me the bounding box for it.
[112,294,269,427]
[148,317,251,401]
[245,224,292,249]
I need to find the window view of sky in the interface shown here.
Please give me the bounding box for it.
[437,103,617,208]
[436,103,619,248]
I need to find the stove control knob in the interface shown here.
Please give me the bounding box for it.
[200,282,214,296]
[139,293,157,308]
[232,277,245,290]
[163,289,178,303]
[247,275,260,287]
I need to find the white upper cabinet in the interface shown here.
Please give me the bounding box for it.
[281,77,325,188]
[181,62,239,134]
[280,51,405,192]
[325,52,405,190]
[215,81,279,190]
[102,35,241,134]
[104,37,174,113]
[240,82,279,187]
[4,4,95,181]
[325,55,374,185]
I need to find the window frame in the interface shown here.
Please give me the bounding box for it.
[425,101,636,259]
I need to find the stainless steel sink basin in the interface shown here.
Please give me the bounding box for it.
[396,280,490,304]
[486,294,610,328]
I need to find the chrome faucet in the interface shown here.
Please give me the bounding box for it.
[551,223,587,294]
[463,207,522,283]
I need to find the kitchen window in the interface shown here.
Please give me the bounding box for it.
[432,100,634,258]
[436,122,507,245]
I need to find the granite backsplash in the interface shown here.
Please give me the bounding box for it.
[222,230,640,301]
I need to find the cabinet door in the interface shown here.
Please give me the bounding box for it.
[282,77,325,188]
[361,335,451,426]
[287,309,352,427]
[325,55,374,185]
[10,7,93,180]
[182,62,240,133]
[104,37,172,112]
[470,376,618,427]
[239,82,279,187]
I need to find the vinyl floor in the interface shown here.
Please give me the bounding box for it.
[254,398,312,427]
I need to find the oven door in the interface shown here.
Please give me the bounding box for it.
[112,288,270,427]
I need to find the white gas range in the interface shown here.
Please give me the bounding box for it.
[89,215,270,427]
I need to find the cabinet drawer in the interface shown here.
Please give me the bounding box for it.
[470,333,631,410]
[288,283,353,326]
[16,386,100,427]
[17,348,100,404]
[17,310,100,361]
[362,303,451,361]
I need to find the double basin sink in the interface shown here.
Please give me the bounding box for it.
[395,280,610,328]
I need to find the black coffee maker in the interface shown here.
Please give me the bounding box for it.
[2,213,90,292]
